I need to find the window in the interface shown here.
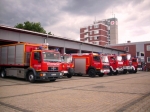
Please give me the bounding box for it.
[137,52,139,56]
[94,36,98,40]
[124,46,129,52]
[94,25,99,28]
[93,41,99,45]
[140,52,144,56]
[90,26,92,29]
[147,57,150,63]
[93,56,100,62]
[90,37,92,40]
[90,31,92,35]
[147,45,150,51]
[34,52,41,60]
[94,30,99,34]
[107,26,110,30]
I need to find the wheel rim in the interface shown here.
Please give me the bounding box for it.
[29,74,34,81]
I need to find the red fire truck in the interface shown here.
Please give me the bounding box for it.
[72,53,110,77]
[120,54,137,74]
[61,54,74,78]
[132,57,142,72]
[0,43,63,82]
[107,54,123,75]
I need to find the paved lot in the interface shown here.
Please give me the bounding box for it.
[0,71,150,112]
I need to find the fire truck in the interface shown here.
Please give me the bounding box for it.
[0,43,63,82]
[107,54,123,75]
[120,54,137,74]
[61,54,74,78]
[72,53,110,77]
[132,57,142,72]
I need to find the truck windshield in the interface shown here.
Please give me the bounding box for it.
[61,55,72,63]
[102,56,109,63]
[117,56,122,61]
[127,54,131,60]
[93,56,100,62]
[42,52,60,62]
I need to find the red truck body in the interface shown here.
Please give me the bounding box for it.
[0,43,63,82]
[120,54,137,74]
[132,57,142,72]
[72,53,110,77]
[107,55,123,75]
[61,54,74,78]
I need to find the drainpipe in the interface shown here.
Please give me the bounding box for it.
[44,33,48,43]
[79,42,83,54]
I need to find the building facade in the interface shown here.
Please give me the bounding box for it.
[80,17,118,46]
[107,41,150,68]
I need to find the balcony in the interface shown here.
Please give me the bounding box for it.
[84,34,88,38]
[84,29,89,33]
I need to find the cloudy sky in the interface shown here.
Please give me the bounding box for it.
[0,0,150,43]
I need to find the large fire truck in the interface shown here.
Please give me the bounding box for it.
[72,53,110,77]
[0,43,63,82]
[107,54,123,75]
[61,54,74,78]
[120,54,137,74]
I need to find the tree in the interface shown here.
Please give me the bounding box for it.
[48,32,52,35]
[15,21,46,33]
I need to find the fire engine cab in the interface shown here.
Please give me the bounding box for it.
[72,53,110,77]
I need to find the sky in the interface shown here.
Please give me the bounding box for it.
[0,0,150,43]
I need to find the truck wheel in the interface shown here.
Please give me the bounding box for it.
[108,68,113,76]
[88,69,96,77]
[50,79,56,81]
[133,69,137,73]
[28,72,35,83]
[98,73,104,77]
[67,74,72,78]
[123,69,127,74]
[113,71,118,75]
[128,69,134,74]
[0,70,6,78]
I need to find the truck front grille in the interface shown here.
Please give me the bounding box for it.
[48,67,58,71]
[102,65,109,69]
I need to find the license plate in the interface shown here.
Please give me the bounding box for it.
[51,74,56,76]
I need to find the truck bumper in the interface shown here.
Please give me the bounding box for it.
[36,72,63,80]
[116,68,123,72]
[123,66,132,70]
[100,69,110,74]
[137,68,142,71]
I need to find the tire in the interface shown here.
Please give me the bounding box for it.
[50,79,56,82]
[123,69,127,74]
[128,69,134,74]
[133,68,137,73]
[0,69,6,78]
[108,68,113,76]
[98,73,104,77]
[113,71,118,75]
[67,74,72,78]
[88,69,96,77]
[28,72,35,83]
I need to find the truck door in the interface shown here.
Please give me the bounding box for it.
[30,51,42,71]
[92,55,101,69]
[110,57,116,68]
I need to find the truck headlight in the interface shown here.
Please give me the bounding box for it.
[43,73,46,76]
[60,73,62,76]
